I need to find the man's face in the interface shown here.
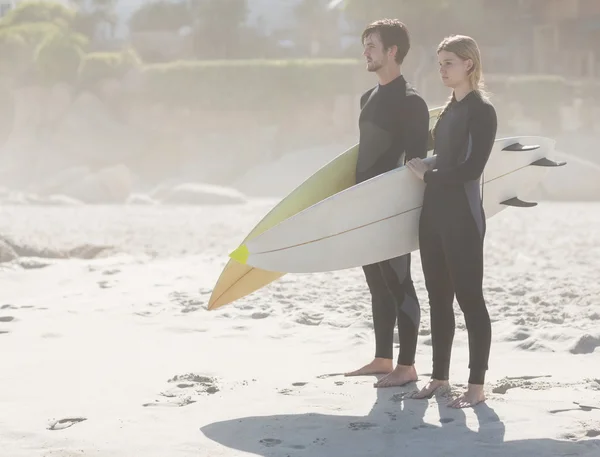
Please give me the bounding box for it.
[363,32,391,72]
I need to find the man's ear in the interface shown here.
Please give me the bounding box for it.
[388,44,398,60]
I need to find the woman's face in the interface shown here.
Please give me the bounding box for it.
[438,50,473,88]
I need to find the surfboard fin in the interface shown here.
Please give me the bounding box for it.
[501,197,538,208]
[229,244,249,264]
[503,142,540,152]
[531,157,567,167]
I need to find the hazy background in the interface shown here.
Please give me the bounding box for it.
[0,0,599,206]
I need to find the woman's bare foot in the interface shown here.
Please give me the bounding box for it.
[447,383,486,408]
[410,379,450,399]
[374,364,417,388]
[344,358,393,377]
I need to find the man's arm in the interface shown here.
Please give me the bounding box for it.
[360,88,374,110]
[424,103,497,185]
[402,95,430,163]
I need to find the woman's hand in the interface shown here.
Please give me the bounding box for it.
[406,158,431,181]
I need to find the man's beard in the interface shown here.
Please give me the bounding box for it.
[366,60,382,72]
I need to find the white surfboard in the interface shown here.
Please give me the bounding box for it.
[229,136,565,273]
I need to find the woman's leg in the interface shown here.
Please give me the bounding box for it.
[412,208,456,399]
[442,212,490,407]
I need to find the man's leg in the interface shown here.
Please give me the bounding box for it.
[345,262,396,376]
[373,254,420,387]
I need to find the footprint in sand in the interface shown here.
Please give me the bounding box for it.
[278,381,312,395]
[259,438,282,447]
[169,292,204,314]
[97,280,114,289]
[143,373,219,407]
[570,334,600,355]
[47,417,87,431]
[550,402,600,414]
[316,373,343,379]
[492,375,554,394]
[294,312,324,326]
[348,422,377,431]
[0,315,15,334]
[561,423,600,441]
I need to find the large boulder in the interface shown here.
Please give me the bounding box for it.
[58,164,134,204]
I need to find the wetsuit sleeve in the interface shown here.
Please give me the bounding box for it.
[360,89,373,109]
[424,103,497,184]
[402,95,430,162]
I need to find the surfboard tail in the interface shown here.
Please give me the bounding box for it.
[531,157,567,167]
[502,142,540,151]
[501,197,538,208]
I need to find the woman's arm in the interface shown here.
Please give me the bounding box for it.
[423,102,497,185]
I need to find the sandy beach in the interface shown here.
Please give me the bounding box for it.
[0,199,599,457]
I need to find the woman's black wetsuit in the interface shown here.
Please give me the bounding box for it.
[420,90,497,385]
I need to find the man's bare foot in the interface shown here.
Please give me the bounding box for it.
[447,383,486,408]
[344,358,393,377]
[410,379,450,399]
[374,364,417,388]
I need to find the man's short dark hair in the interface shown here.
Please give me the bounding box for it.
[361,19,410,64]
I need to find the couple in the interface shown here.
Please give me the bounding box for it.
[345,19,497,409]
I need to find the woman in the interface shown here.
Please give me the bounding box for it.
[406,34,497,408]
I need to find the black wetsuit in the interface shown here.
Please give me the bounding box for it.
[420,90,498,385]
[357,75,430,365]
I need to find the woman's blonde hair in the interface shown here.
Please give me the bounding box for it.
[433,35,490,133]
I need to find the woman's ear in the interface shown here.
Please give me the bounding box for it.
[465,58,474,73]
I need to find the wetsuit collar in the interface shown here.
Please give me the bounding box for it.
[378,74,406,90]
[452,89,479,104]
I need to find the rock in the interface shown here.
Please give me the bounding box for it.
[39,195,84,206]
[160,183,247,205]
[60,164,133,204]
[51,91,145,164]
[232,143,346,198]
[0,239,18,263]
[126,193,158,205]
[31,166,91,196]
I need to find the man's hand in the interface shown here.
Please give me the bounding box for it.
[406,158,431,181]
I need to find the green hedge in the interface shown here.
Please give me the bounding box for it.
[138,59,365,110]
[78,48,142,88]
[34,31,87,85]
[0,0,75,28]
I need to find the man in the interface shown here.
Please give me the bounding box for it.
[344,19,430,388]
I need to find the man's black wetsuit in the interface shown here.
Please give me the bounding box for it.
[357,74,430,366]
[420,90,497,385]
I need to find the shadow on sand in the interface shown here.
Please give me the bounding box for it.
[200,375,600,457]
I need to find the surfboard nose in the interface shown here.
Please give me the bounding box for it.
[229,244,249,264]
